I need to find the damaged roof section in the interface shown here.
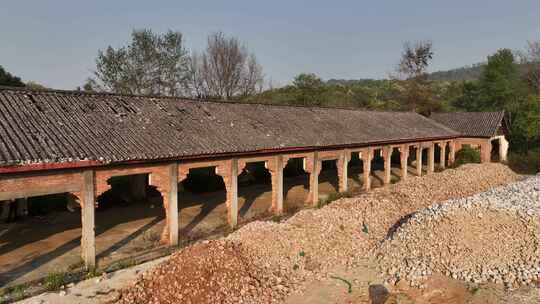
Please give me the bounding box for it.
[0,87,459,168]
[430,111,507,138]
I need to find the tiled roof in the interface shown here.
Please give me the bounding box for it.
[0,87,459,168]
[430,111,505,138]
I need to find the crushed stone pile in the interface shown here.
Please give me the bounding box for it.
[377,174,540,289]
[114,163,521,303]
[115,240,289,304]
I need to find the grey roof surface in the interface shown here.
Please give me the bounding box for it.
[430,111,505,138]
[0,87,459,167]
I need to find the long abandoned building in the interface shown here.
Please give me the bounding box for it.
[0,87,509,270]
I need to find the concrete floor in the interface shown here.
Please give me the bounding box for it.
[0,163,422,288]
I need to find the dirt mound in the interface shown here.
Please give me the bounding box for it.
[377,175,540,289]
[114,163,522,302]
[114,240,288,304]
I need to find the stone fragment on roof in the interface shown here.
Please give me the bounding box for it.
[0,87,459,167]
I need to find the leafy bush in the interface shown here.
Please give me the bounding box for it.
[44,271,67,291]
[455,146,481,166]
[508,149,540,174]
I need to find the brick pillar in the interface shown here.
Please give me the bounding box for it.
[427,143,435,174]
[448,140,456,166]
[148,166,177,245]
[439,142,446,169]
[217,159,239,228]
[399,144,409,181]
[481,140,492,163]
[499,136,509,162]
[167,163,179,246]
[337,150,350,193]
[268,155,284,214]
[81,170,96,269]
[304,152,320,206]
[361,148,372,191]
[383,146,392,185]
[416,145,423,177]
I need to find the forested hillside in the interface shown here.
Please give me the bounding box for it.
[428,63,485,81]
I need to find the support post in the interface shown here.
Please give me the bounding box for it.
[81,170,96,269]
[383,146,392,185]
[427,143,435,174]
[216,159,239,228]
[449,140,456,166]
[399,144,409,181]
[304,152,320,206]
[416,145,423,177]
[499,136,509,162]
[439,142,446,169]
[361,149,372,191]
[168,163,179,246]
[228,159,239,228]
[481,140,492,163]
[269,155,284,214]
[337,150,350,193]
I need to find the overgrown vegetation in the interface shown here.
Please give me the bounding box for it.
[44,271,68,291]
[0,284,27,302]
[455,146,481,166]
[508,149,540,174]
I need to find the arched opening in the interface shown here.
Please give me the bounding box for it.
[319,159,339,194]
[237,162,271,220]
[283,158,309,213]
[0,193,82,287]
[349,152,364,191]
[178,166,226,239]
[94,173,166,267]
[490,138,501,162]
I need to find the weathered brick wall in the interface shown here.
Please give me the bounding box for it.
[0,170,83,201]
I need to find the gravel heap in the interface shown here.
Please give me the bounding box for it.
[377,174,540,289]
[114,163,521,303]
[115,240,289,304]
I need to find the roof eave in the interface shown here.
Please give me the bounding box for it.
[0,134,460,174]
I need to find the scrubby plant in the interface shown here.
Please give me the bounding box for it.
[508,149,540,174]
[455,146,481,166]
[85,267,102,279]
[44,271,67,291]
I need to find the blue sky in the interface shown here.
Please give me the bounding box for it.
[1,0,540,89]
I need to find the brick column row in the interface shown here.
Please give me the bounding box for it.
[399,144,409,181]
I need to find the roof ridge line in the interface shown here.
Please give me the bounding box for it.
[0,85,416,114]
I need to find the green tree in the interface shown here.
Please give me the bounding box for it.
[452,81,483,111]
[478,49,521,111]
[292,73,326,105]
[511,95,540,152]
[89,29,190,96]
[0,65,24,87]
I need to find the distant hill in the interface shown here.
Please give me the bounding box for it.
[428,63,486,81]
[326,61,531,84]
[326,78,389,86]
[326,64,488,85]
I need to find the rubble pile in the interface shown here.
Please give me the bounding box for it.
[114,163,522,303]
[377,174,540,289]
[115,240,289,304]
